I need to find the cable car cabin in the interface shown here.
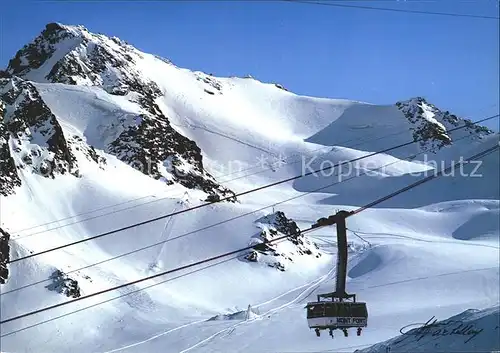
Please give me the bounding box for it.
[306,301,368,331]
[306,210,368,338]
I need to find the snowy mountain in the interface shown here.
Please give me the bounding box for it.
[355,305,500,353]
[2,23,236,202]
[0,23,498,353]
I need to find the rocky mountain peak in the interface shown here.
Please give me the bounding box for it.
[395,97,493,152]
[7,23,86,77]
[6,22,153,95]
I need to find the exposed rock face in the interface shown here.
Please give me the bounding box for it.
[396,97,493,152]
[0,77,81,193]
[244,211,322,271]
[45,270,81,298]
[107,95,236,201]
[195,72,223,96]
[0,228,11,284]
[0,101,21,196]
[7,23,145,94]
[7,23,74,77]
[68,135,107,170]
[274,83,288,91]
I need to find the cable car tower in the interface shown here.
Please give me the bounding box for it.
[306,210,368,338]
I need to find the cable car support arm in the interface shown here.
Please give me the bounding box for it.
[311,210,356,302]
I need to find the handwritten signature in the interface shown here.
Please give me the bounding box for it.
[396,316,484,345]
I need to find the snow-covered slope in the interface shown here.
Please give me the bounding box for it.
[355,305,500,353]
[0,22,498,353]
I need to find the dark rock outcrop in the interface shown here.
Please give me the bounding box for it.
[109,95,236,201]
[244,211,322,271]
[274,83,288,91]
[396,97,493,152]
[7,23,75,77]
[0,77,80,187]
[0,228,10,284]
[195,72,223,95]
[45,270,81,298]
[0,101,21,196]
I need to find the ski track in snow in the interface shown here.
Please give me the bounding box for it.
[99,319,208,353]
[99,265,338,353]
[178,266,337,353]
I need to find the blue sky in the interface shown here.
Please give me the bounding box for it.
[1,0,499,130]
